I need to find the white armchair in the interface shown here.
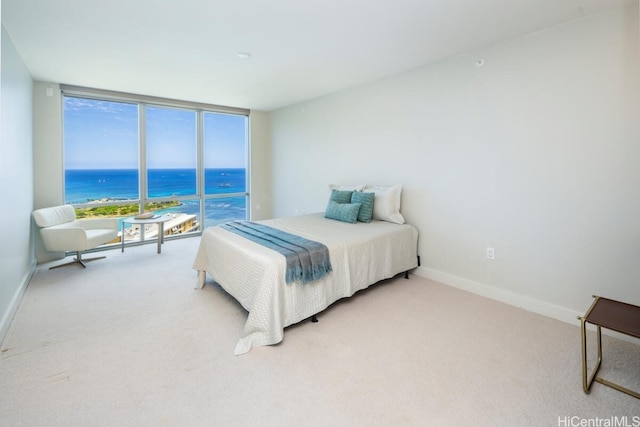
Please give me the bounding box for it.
[32,205,119,269]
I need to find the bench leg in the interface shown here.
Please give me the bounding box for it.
[581,318,640,399]
[581,318,602,394]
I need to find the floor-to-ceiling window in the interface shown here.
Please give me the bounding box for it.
[62,87,249,249]
[203,111,248,225]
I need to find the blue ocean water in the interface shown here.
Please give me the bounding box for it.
[65,168,247,227]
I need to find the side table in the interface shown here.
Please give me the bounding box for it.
[578,295,640,399]
[121,214,172,254]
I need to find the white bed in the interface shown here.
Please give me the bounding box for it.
[192,212,419,355]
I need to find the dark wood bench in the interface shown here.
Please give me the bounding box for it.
[578,295,640,399]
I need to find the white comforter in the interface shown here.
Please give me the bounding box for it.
[192,213,419,355]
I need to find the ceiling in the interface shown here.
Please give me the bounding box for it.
[2,0,634,111]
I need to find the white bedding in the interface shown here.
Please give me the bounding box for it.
[192,213,419,355]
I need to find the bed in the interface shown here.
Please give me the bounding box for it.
[193,212,419,355]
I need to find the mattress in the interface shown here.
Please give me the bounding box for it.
[192,212,419,354]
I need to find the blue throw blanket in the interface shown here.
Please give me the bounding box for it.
[221,221,333,284]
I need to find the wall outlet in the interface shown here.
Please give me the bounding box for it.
[486,247,495,260]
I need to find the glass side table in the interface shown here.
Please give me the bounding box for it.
[121,214,172,254]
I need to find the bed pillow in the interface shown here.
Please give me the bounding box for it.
[329,189,354,204]
[329,184,366,192]
[325,201,362,224]
[364,184,405,224]
[351,191,375,223]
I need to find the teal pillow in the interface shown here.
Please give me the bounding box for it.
[329,189,353,204]
[325,201,361,224]
[351,192,375,223]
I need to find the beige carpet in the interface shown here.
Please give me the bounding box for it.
[1,236,638,426]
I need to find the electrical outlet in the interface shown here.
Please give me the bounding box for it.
[486,247,495,260]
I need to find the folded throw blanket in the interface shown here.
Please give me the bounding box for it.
[221,221,333,284]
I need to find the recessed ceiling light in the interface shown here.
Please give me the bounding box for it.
[237,52,252,60]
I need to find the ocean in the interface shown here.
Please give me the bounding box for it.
[65,168,247,228]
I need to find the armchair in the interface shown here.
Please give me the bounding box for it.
[32,205,119,269]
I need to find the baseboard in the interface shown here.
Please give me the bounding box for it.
[0,260,36,347]
[412,266,637,344]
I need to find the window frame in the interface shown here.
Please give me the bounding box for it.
[61,85,250,238]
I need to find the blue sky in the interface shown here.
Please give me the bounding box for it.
[64,96,247,169]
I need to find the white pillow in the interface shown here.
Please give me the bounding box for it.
[329,184,366,192]
[364,184,405,224]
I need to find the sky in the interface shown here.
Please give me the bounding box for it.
[63,96,247,170]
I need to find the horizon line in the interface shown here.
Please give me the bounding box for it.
[65,166,246,170]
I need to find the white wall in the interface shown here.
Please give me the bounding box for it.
[268,4,640,323]
[32,81,63,262]
[0,25,35,342]
[248,110,272,221]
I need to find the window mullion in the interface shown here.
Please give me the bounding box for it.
[197,110,205,223]
[139,103,147,213]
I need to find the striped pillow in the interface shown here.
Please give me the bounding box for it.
[351,191,375,223]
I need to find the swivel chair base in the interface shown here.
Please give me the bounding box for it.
[49,251,106,269]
